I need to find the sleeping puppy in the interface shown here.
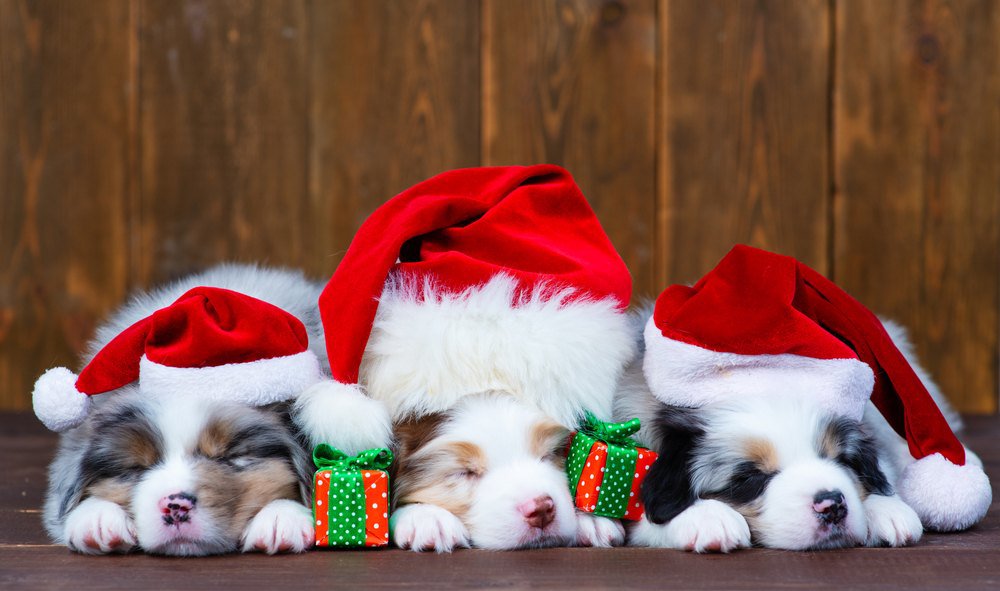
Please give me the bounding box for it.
[42,264,324,555]
[621,393,922,551]
[616,320,971,552]
[389,393,625,552]
[46,392,314,555]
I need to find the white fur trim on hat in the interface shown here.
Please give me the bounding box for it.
[139,351,323,406]
[33,367,91,432]
[359,274,636,428]
[897,452,992,532]
[642,316,875,421]
[291,380,392,454]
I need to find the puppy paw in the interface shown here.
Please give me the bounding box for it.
[390,503,470,553]
[864,494,922,547]
[64,498,137,555]
[241,499,314,554]
[574,512,625,547]
[629,499,750,553]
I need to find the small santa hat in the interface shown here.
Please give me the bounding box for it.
[33,286,324,432]
[299,164,635,451]
[642,244,991,532]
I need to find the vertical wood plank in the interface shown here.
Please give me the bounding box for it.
[835,0,1000,413]
[310,0,481,276]
[658,0,831,285]
[0,0,134,410]
[139,0,311,283]
[483,0,657,299]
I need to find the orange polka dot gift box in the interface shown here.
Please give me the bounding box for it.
[312,444,392,548]
[566,413,657,521]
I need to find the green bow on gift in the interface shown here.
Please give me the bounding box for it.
[579,412,641,447]
[312,444,394,548]
[313,443,394,471]
[566,412,645,519]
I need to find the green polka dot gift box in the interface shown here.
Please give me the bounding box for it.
[566,413,658,521]
[312,444,392,547]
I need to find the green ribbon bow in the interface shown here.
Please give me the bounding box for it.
[312,444,393,547]
[566,412,643,519]
[313,444,393,471]
[579,412,641,447]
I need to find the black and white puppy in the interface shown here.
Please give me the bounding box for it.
[613,320,963,552]
[42,265,324,555]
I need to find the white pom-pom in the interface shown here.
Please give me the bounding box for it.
[897,452,992,532]
[291,380,392,455]
[33,367,90,432]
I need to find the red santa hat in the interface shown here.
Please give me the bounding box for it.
[33,286,324,432]
[298,164,636,452]
[642,244,991,532]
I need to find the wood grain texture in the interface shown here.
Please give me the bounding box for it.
[658,0,831,285]
[834,0,1000,413]
[0,0,134,410]
[483,0,657,298]
[139,0,311,284]
[1,1,998,414]
[310,0,481,277]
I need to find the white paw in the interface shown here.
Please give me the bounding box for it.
[64,498,137,555]
[390,504,470,553]
[574,512,625,547]
[240,499,314,554]
[864,494,923,547]
[629,499,751,553]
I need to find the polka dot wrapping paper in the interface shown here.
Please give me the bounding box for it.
[312,444,393,548]
[565,413,658,521]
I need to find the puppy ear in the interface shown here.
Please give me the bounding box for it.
[827,418,894,497]
[392,413,446,460]
[388,413,451,511]
[641,406,705,524]
[287,430,317,505]
[274,402,321,503]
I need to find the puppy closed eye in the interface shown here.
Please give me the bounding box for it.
[197,420,291,468]
[821,417,893,496]
[725,461,775,505]
[530,420,569,465]
[83,406,163,479]
[440,442,487,481]
[449,465,483,481]
[393,439,487,513]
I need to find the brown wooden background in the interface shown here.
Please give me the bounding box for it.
[1,0,997,414]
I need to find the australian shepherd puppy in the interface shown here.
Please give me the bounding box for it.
[354,274,634,552]
[42,264,324,555]
[390,393,625,552]
[615,320,973,552]
[298,165,640,551]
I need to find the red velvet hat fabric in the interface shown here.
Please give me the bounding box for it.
[320,164,632,385]
[75,287,311,396]
[651,244,966,466]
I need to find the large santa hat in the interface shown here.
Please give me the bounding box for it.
[643,244,991,532]
[33,286,324,432]
[298,164,636,452]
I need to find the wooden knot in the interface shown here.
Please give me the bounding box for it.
[917,34,940,64]
[600,1,626,26]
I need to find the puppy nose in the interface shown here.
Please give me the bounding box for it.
[519,495,555,529]
[812,489,847,525]
[160,492,197,525]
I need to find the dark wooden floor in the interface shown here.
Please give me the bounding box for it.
[1,412,998,590]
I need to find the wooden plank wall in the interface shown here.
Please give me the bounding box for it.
[1,0,997,413]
